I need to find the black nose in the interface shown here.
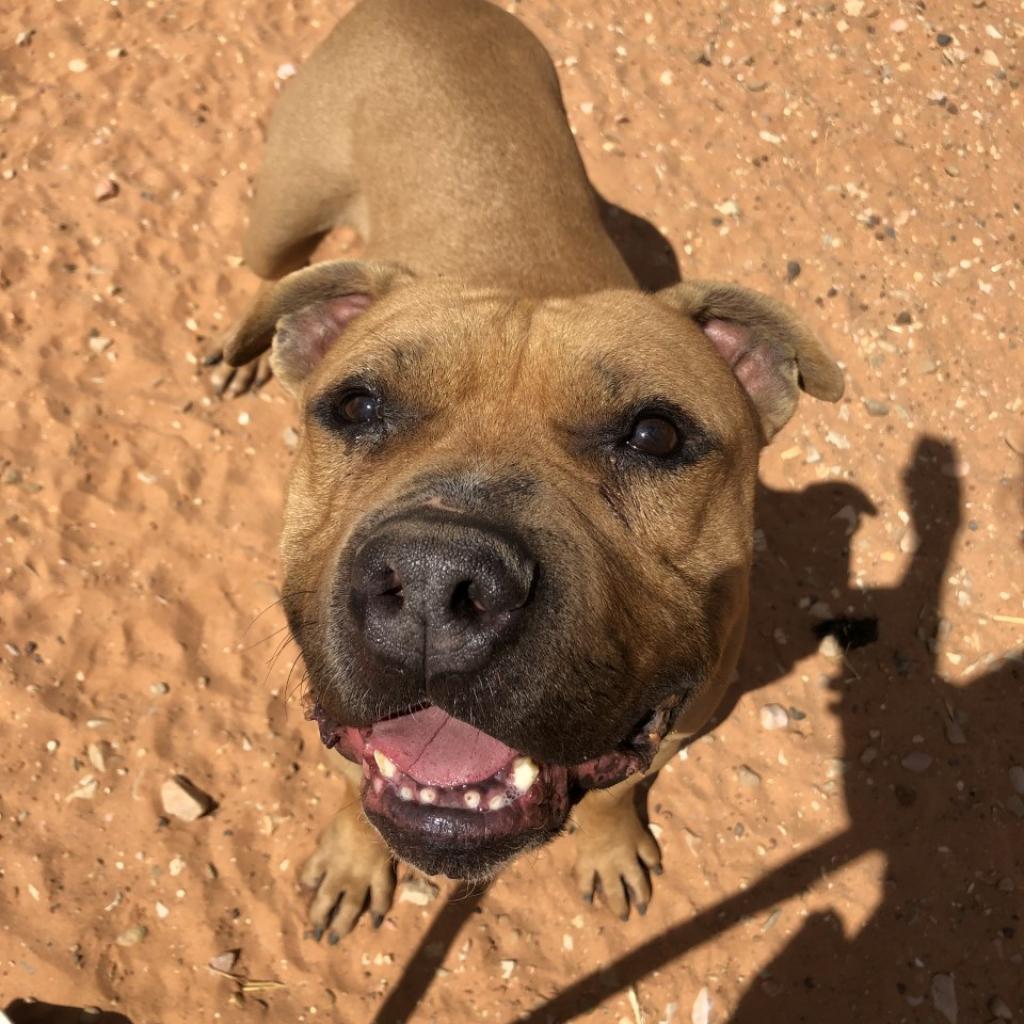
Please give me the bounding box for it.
[349,513,537,675]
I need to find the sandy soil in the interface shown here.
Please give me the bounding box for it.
[2,0,1023,1021]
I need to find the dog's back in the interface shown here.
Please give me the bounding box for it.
[244,0,632,293]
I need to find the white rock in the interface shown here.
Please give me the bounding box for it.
[760,704,789,731]
[160,776,213,822]
[398,876,439,907]
[691,986,712,1024]
[209,950,239,973]
[115,924,148,947]
[901,752,933,774]
[819,634,843,659]
[930,973,957,1024]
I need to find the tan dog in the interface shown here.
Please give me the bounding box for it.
[219,0,843,941]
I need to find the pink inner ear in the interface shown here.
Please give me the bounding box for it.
[700,316,784,409]
[701,318,751,368]
[324,293,373,328]
[277,293,372,380]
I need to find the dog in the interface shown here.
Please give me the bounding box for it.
[217,0,844,941]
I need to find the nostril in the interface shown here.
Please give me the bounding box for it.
[449,579,483,620]
[380,568,404,600]
[368,567,404,614]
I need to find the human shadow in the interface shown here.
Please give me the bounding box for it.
[730,438,1023,1021]
[4,1001,133,1024]
[511,436,1023,1022]
[369,882,489,1024]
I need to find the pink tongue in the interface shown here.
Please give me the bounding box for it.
[370,706,517,787]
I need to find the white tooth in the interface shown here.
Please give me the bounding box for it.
[487,794,507,811]
[419,787,437,805]
[511,757,540,794]
[399,785,414,802]
[463,789,481,809]
[373,750,396,779]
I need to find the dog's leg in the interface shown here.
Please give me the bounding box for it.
[299,755,396,941]
[571,735,685,919]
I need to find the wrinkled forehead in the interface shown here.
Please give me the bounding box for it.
[311,283,751,434]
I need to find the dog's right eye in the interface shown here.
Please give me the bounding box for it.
[339,390,382,425]
[310,383,386,435]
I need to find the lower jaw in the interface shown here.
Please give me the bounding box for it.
[362,766,571,878]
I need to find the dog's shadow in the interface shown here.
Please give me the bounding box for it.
[599,198,681,292]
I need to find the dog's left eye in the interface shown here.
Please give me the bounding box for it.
[626,416,680,457]
[338,390,382,425]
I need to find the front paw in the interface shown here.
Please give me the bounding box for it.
[572,798,662,921]
[201,346,274,397]
[299,804,395,943]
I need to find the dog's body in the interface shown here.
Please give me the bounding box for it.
[220,0,843,938]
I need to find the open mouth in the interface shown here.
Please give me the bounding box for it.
[313,697,678,877]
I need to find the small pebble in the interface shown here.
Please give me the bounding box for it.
[862,398,889,417]
[944,720,967,745]
[95,178,120,201]
[283,426,300,448]
[988,995,1013,1020]
[736,764,762,788]
[398,876,439,907]
[87,741,111,772]
[692,986,712,1024]
[15,29,34,46]
[88,335,114,354]
[936,33,953,47]
[115,925,148,948]
[209,950,239,973]
[276,62,297,80]
[759,704,789,731]
[931,974,957,1024]
[901,752,933,774]
[785,260,801,282]
[500,959,517,980]
[160,776,214,822]
[819,635,843,659]
[899,529,920,554]
[68,58,89,73]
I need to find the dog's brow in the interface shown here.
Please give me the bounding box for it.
[591,355,630,400]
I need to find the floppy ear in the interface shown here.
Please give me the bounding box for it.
[222,260,414,393]
[657,280,844,442]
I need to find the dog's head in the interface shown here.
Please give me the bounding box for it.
[227,261,843,877]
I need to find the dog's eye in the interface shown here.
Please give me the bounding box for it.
[626,416,680,457]
[339,390,382,425]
